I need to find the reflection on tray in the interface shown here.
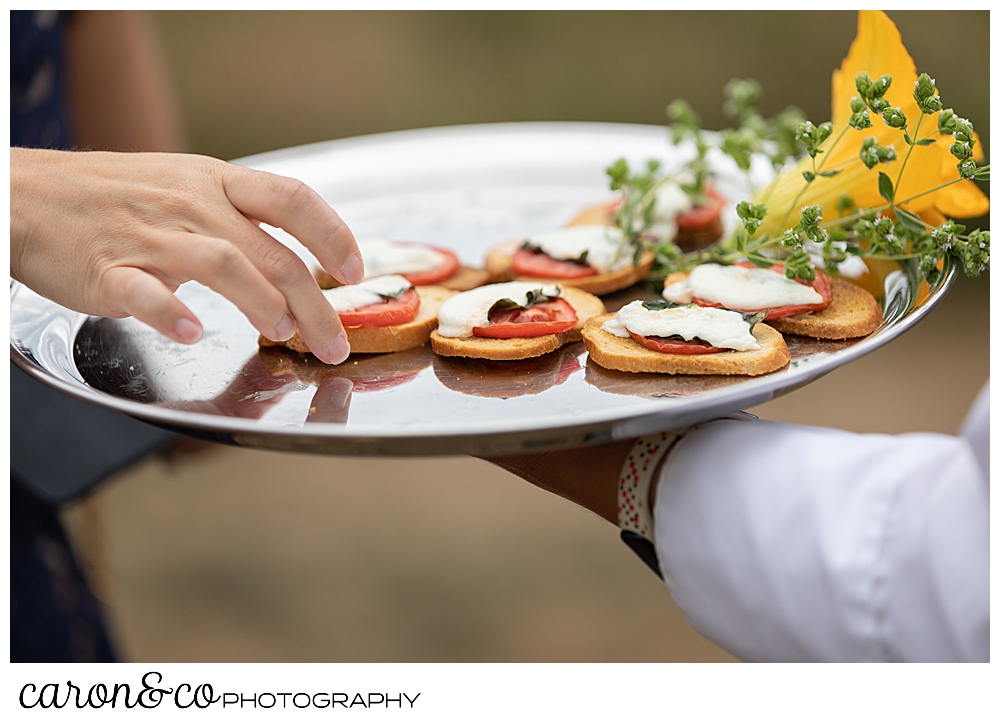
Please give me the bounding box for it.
[257,345,436,424]
[584,359,756,398]
[584,333,865,399]
[258,345,434,391]
[433,343,584,398]
[785,335,862,359]
[600,283,660,313]
[157,353,312,420]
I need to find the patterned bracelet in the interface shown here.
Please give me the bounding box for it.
[617,413,758,577]
[617,431,681,578]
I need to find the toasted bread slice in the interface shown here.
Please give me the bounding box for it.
[663,271,882,340]
[315,265,488,292]
[430,286,606,361]
[259,285,455,356]
[768,278,882,339]
[484,240,654,296]
[582,314,790,376]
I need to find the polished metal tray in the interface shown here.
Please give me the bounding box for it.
[9,123,953,456]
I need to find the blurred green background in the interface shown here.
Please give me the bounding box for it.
[66,10,989,662]
[155,10,988,164]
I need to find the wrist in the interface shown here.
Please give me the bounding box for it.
[486,438,634,525]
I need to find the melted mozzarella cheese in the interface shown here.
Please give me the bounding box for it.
[323,275,412,312]
[647,181,693,240]
[358,237,446,278]
[602,301,760,351]
[436,281,563,338]
[525,225,631,274]
[663,263,823,309]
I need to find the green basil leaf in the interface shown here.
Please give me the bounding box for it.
[488,286,560,317]
[737,310,768,330]
[487,297,521,316]
[642,299,683,312]
[377,286,411,301]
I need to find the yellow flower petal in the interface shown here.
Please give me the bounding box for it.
[918,208,947,227]
[754,10,988,237]
[935,179,990,219]
[831,11,919,133]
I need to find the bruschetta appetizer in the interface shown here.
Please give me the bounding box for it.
[662,262,882,340]
[484,225,654,296]
[430,281,605,361]
[582,300,790,376]
[259,274,455,356]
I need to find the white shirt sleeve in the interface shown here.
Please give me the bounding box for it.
[652,382,989,662]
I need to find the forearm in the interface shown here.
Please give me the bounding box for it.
[64,11,184,152]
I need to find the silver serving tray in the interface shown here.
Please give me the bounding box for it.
[9,123,953,456]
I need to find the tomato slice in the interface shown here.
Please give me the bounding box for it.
[676,186,726,231]
[338,288,420,328]
[400,245,461,286]
[473,298,578,338]
[628,330,725,355]
[689,262,832,320]
[512,248,597,279]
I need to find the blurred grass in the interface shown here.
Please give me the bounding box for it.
[64,11,989,663]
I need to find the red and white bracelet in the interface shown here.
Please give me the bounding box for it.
[617,431,681,577]
[618,431,681,540]
[617,413,758,577]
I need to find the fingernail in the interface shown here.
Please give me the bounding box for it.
[341,252,364,284]
[174,318,203,344]
[274,313,296,341]
[325,333,351,365]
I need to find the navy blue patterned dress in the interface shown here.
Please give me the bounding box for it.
[11,9,177,662]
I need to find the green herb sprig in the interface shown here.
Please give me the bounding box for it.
[607,73,989,287]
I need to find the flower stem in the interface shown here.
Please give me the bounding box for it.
[818,170,985,229]
[774,124,851,233]
[816,125,850,173]
[894,112,925,199]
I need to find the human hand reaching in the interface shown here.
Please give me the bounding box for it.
[10,148,363,364]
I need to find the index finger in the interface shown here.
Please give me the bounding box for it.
[221,165,364,285]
